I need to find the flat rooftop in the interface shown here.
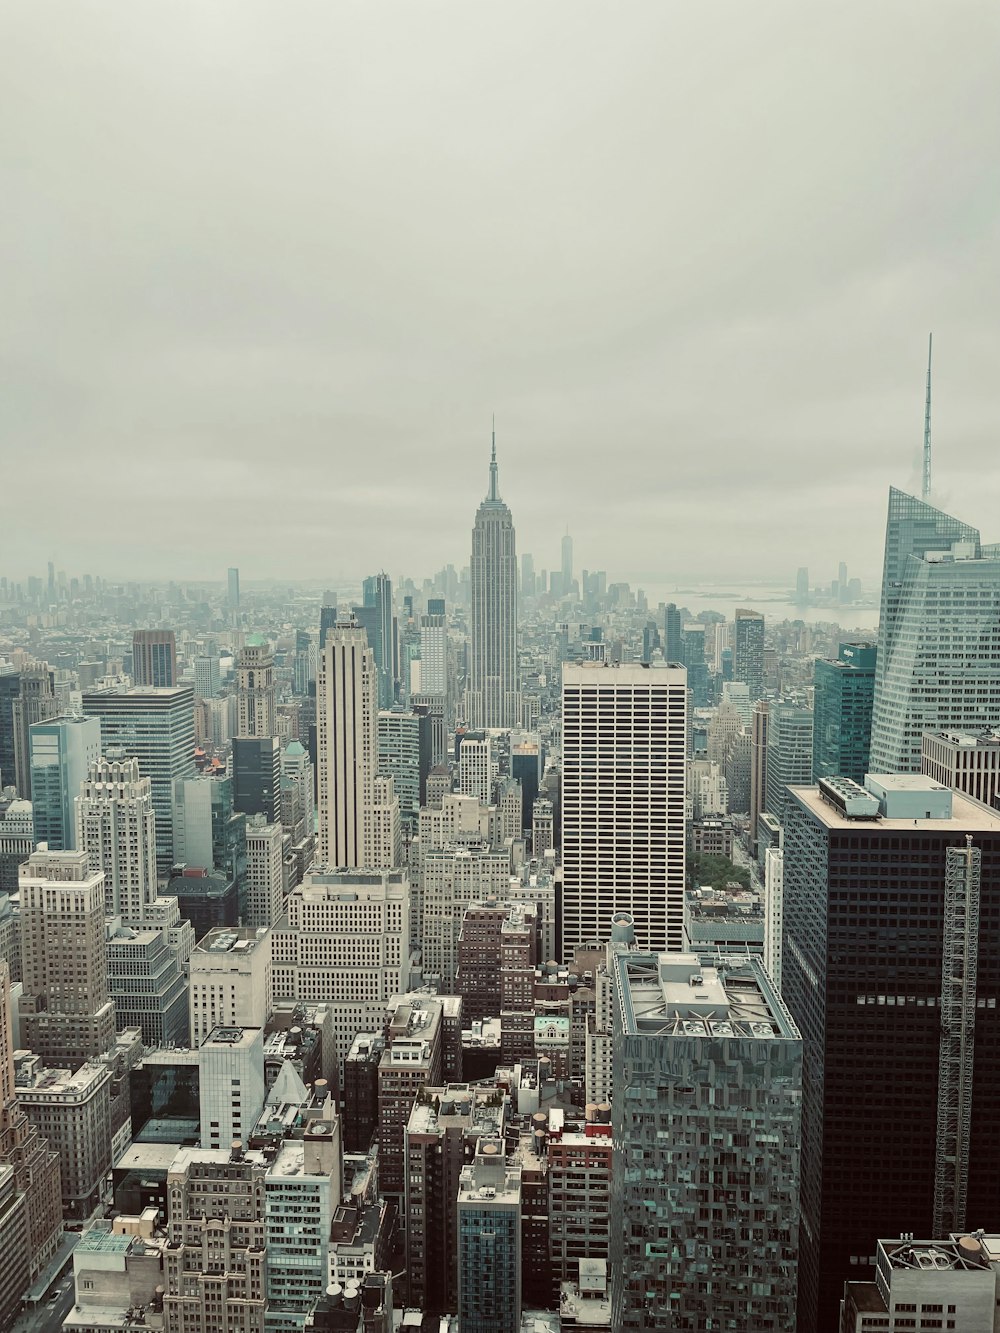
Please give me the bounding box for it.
[194,926,269,955]
[791,782,1000,833]
[115,1142,184,1173]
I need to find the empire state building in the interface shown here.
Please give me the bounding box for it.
[467,433,520,729]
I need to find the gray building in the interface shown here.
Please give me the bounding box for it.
[764,701,814,826]
[29,713,101,851]
[467,436,520,730]
[609,935,801,1333]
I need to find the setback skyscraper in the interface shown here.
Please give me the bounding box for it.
[316,620,379,869]
[466,435,520,730]
[870,488,1000,773]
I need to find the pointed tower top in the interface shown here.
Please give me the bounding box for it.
[488,415,499,501]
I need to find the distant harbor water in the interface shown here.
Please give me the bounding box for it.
[634,581,881,634]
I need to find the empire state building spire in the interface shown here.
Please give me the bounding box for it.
[467,425,520,729]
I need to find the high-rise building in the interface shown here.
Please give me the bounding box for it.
[419,607,448,694]
[82,686,196,875]
[750,699,770,844]
[840,1234,1000,1333]
[796,566,810,603]
[193,654,220,700]
[0,959,63,1288]
[457,1139,522,1333]
[11,661,57,798]
[422,845,511,990]
[227,565,240,614]
[76,756,158,921]
[870,488,1000,773]
[681,624,708,707]
[561,532,573,592]
[663,604,682,663]
[359,572,397,710]
[610,944,801,1332]
[231,735,281,823]
[188,926,273,1049]
[29,713,101,850]
[132,630,178,689]
[172,773,247,899]
[244,815,284,927]
[782,774,1000,1333]
[561,662,687,958]
[0,669,20,792]
[377,708,431,825]
[18,847,116,1068]
[457,729,492,805]
[467,437,520,730]
[199,1025,266,1151]
[764,701,814,825]
[812,642,877,784]
[271,867,411,1070]
[922,729,1000,809]
[316,620,379,869]
[235,637,276,738]
[16,1054,113,1221]
[733,608,765,701]
[106,925,188,1047]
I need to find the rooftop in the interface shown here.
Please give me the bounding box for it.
[793,780,1000,833]
[193,926,269,956]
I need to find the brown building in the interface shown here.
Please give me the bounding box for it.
[378,998,444,1196]
[546,1112,612,1290]
[343,1033,384,1154]
[404,1083,509,1312]
[132,629,178,689]
[455,900,539,1024]
[17,1053,113,1221]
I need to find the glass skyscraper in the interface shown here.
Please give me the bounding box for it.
[812,642,877,783]
[29,714,102,851]
[764,702,813,825]
[733,607,765,701]
[870,488,1000,773]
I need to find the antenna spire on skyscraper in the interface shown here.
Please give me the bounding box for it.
[488,415,498,501]
[922,333,933,501]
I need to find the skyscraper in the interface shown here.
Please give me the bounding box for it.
[733,607,765,701]
[681,623,708,707]
[11,661,57,799]
[359,572,396,710]
[561,531,573,592]
[764,701,813,826]
[316,620,379,869]
[81,686,196,875]
[467,435,520,730]
[227,565,240,614]
[0,669,20,792]
[870,488,1000,773]
[418,608,448,694]
[29,713,101,850]
[610,942,801,1333]
[663,603,682,663]
[749,699,770,845]
[561,662,687,958]
[18,847,116,1068]
[131,629,178,689]
[235,637,276,738]
[782,774,1000,1333]
[812,642,877,784]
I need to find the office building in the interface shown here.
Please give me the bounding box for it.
[0,960,63,1285]
[681,624,708,707]
[610,947,801,1332]
[922,730,1000,810]
[733,608,765,701]
[0,1162,27,1332]
[0,797,32,895]
[422,845,511,990]
[76,756,157,921]
[82,686,196,875]
[663,603,682,663]
[782,774,1000,1333]
[271,867,411,1069]
[870,489,1000,773]
[232,734,282,823]
[106,924,188,1047]
[316,620,379,869]
[467,437,520,730]
[377,998,446,1196]
[0,668,19,793]
[419,607,448,695]
[132,630,178,689]
[358,572,397,710]
[16,1053,113,1220]
[750,698,770,844]
[377,707,431,824]
[168,866,239,937]
[63,1217,170,1333]
[457,729,492,804]
[813,643,877,784]
[11,661,58,798]
[245,815,284,927]
[199,1025,266,1151]
[764,700,814,825]
[19,847,116,1068]
[194,654,221,700]
[172,773,247,902]
[227,565,240,614]
[163,1146,267,1333]
[840,1233,1000,1333]
[235,637,276,738]
[189,926,273,1049]
[29,713,101,850]
[561,662,687,958]
[545,1112,613,1289]
[458,1138,522,1333]
[405,1083,509,1313]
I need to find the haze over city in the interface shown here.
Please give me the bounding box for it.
[4,1,1000,582]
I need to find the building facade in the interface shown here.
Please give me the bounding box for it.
[467,439,520,730]
[813,642,877,784]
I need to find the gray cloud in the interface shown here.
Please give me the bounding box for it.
[2,0,999,589]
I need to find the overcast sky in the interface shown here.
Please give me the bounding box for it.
[3,1,999,590]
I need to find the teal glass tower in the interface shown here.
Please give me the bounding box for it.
[812,642,877,784]
[870,488,1000,773]
[29,714,102,851]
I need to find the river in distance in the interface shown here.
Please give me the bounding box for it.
[632,581,881,634]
